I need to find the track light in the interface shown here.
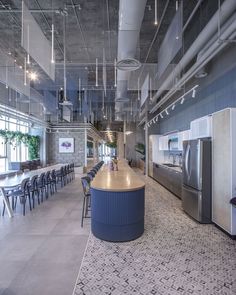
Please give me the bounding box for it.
[172,104,175,110]
[165,109,169,115]
[180,97,185,104]
[160,113,163,119]
[192,89,196,98]
[155,116,158,122]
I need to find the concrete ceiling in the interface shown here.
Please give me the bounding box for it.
[0,0,217,127]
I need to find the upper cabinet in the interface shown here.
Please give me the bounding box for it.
[159,135,169,151]
[190,115,212,139]
[159,131,188,151]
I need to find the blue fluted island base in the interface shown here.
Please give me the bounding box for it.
[91,187,145,242]
[90,160,145,242]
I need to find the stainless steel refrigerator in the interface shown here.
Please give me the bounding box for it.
[182,138,212,223]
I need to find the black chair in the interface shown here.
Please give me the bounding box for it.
[37,173,46,202]
[56,167,65,187]
[51,169,57,194]
[70,163,75,180]
[45,171,52,198]
[91,168,97,175]
[4,178,31,216]
[66,164,71,183]
[81,176,91,227]
[87,170,96,180]
[29,175,40,208]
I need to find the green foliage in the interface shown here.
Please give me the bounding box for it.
[0,129,40,160]
[135,142,145,155]
[87,141,93,149]
[106,141,117,148]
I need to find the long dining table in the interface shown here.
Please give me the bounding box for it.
[0,164,66,218]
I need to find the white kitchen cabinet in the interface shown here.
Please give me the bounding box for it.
[178,130,190,150]
[159,135,169,151]
[190,115,212,139]
[150,135,164,163]
[212,108,236,236]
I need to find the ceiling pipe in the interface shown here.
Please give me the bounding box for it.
[152,12,236,111]
[150,0,236,113]
[115,0,147,120]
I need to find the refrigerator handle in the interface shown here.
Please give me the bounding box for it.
[185,144,190,179]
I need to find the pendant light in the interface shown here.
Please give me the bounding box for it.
[27,25,30,64]
[63,14,67,100]
[24,57,27,86]
[51,23,55,63]
[114,58,117,87]
[154,0,158,25]
[5,61,8,89]
[95,58,98,87]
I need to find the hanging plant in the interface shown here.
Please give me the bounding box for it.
[135,143,145,155]
[0,129,40,160]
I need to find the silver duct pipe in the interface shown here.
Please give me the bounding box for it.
[115,0,147,120]
[150,0,236,113]
[152,12,236,112]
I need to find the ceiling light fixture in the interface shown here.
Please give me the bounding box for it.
[154,0,158,25]
[114,58,117,87]
[138,77,140,100]
[95,58,98,87]
[176,0,178,11]
[29,71,38,81]
[5,61,8,89]
[146,85,199,128]
[51,23,55,63]
[24,57,27,86]
[27,25,30,64]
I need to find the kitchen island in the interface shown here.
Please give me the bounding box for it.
[91,160,145,242]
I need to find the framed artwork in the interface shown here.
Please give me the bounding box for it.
[59,138,74,153]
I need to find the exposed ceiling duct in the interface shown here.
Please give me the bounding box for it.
[150,0,236,113]
[115,0,147,120]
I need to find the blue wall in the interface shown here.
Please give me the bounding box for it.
[149,45,236,135]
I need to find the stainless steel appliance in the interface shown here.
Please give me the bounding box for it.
[182,138,212,223]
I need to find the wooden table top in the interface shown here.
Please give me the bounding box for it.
[0,164,65,189]
[91,160,145,192]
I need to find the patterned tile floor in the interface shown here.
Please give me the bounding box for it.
[73,173,236,295]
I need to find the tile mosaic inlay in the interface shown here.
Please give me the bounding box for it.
[73,173,236,295]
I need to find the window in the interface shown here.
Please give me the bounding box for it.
[0,115,30,172]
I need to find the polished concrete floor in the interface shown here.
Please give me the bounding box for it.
[0,175,90,295]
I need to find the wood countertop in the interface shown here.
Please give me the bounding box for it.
[91,160,145,192]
